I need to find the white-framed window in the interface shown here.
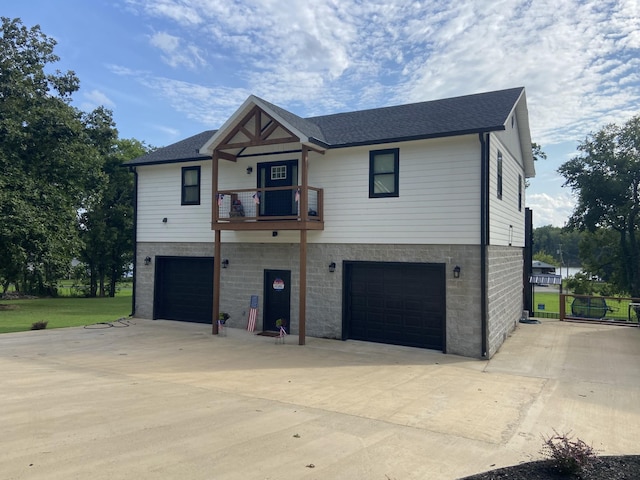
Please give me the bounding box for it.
[271,165,287,180]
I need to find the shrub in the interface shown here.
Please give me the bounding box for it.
[540,430,599,476]
[31,320,48,330]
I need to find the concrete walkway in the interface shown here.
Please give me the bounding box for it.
[1,318,638,479]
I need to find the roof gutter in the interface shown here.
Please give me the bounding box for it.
[129,166,138,317]
[309,126,505,151]
[479,132,489,358]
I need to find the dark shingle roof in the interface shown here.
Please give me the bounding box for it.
[307,87,523,147]
[126,88,524,166]
[126,130,215,166]
[255,97,327,143]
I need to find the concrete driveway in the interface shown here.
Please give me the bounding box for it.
[1,318,639,479]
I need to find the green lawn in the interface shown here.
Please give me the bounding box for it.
[0,296,132,333]
[533,290,560,314]
[532,288,639,323]
[54,281,133,297]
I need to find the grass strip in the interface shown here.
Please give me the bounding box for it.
[0,296,132,333]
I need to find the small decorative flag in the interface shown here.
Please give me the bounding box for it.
[217,193,224,206]
[247,295,258,332]
[295,188,300,203]
[252,192,260,205]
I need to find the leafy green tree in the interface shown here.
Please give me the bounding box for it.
[524,142,547,188]
[532,226,581,267]
[78,135,150,297]
[0,17,104,294]
[533,252,557,266]
[558,115,640,297]
[532,142,547,163]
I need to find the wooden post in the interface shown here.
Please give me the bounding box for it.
[299,229,307,345]
[213,230,222,334]
[212,151,221,335]
[300,146,309,221]
[559,293,565,322]
[212,151,219,224]
[298,146,309,345]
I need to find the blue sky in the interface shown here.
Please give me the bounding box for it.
[5,0,639,227]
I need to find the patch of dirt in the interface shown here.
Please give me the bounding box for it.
[460,456,640,480]
[1,292,38,300]
[0,304,18,310]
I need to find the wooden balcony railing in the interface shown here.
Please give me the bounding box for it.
[212,186,324,231]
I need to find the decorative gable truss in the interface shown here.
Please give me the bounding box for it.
[215,106,301,161]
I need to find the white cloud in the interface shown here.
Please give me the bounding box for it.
[148,31,205,69]
[123,0,640,153]
[151,124,181,141]
[138,76,250,126]
[527,192,576,228]
[80,89,116,111]
[107,64,148,77]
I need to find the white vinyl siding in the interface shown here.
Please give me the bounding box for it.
[489,134,526,247]
[137,136,483,245]
[310,136,481,245]
[137,161,213,243]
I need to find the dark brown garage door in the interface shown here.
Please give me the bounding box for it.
[154,256,214,324]
[345,261,445,351]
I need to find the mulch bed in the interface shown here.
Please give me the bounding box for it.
[256,331,281,337]
[460,455,640,480]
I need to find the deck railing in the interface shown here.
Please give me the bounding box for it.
[214,186,323,223]
[559,293,640,325]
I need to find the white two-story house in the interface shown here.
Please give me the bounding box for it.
[126,87,535,359]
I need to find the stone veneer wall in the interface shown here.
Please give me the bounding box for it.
[486,245,524,357]
[135,242,484,358]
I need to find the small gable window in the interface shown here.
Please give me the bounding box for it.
[182,166,201,205]
[497,151,503,200]
[369,148,399,198]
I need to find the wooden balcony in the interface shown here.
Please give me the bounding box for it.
[212,186,324,231]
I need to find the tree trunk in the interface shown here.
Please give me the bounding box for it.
[108,270,117,298]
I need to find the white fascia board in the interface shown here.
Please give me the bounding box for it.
[515,89,535,178]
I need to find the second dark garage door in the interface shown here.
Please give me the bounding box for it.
[344,261,445,351]
[154,256,214,324]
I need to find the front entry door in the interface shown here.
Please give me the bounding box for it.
[263,269,291,332]
[258,160,298,217]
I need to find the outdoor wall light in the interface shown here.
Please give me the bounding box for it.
[222,259,229,269]
[272,231,278,237]
[246,166,253,174]
[329,262,336,273]
[162,217,168,223]
[144,256,152,266]
[453,265,461,278]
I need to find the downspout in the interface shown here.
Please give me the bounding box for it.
[129,166,138,317]
[479,133,489,357]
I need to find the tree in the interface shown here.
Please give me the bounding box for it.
[532,226,581,267]
[532,142,547,163]
[0,17,104,294]
[558,116,640,297]
[78,135,150,297]
[533,252,557,266]
[524,142,547,188]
